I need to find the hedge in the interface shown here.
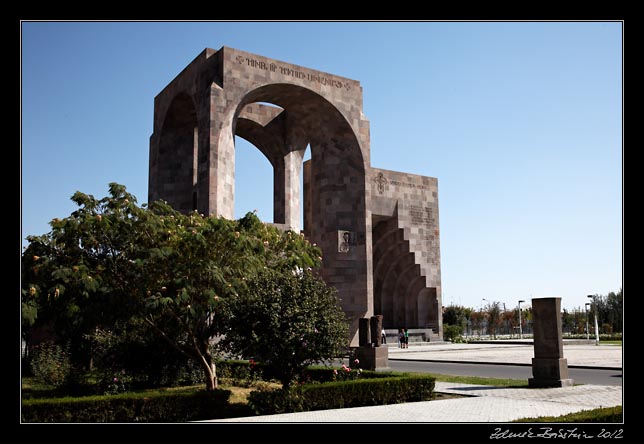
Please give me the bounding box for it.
[248,374,435,415]
[22,389,230,423]
[299,366,396,383]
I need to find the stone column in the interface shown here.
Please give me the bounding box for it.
[528,297,574,388]
[370,315,383,347]
[282,149,304,231]
[358,318,370,347]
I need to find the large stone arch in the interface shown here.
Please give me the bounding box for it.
[149,47,442,344]
[150,48,372,344]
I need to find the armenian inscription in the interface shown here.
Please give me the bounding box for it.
[409,205,435,226]
[237,55,351,90]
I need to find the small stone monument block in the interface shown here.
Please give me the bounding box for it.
[528,297,574,388]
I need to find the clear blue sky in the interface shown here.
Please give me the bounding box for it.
[21,21,622,311]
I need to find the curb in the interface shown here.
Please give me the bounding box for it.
[387,357,622,371]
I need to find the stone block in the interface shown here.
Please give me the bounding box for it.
[353,345,389,371]
[529,297,574,388]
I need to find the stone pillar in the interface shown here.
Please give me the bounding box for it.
[282,150,303,232]
[528,297,574,388]
[273,160,286,225]
[370,315,383,347]
[358,318,370,347]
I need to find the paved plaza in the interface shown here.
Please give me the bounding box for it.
[203,342,623,423]
[207,383,621,423]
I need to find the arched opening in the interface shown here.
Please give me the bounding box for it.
[228,83,368,344]
[231,84,366,234]
[156,93,198,213]
[234,135,274,221]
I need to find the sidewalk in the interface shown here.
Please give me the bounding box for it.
[205,382,622,423]
[202,341,622,423]
[387,342,622,369]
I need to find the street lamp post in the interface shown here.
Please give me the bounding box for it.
[481,298,488,337]
[585,302,591,341]
[503,303,507,336]
[587,295,599,346]
[518,300,525,339]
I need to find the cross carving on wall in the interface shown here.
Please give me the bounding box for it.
[373,172,388,194]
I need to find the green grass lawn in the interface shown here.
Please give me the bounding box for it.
[22,371,528,402]
[22,376,277,403]
[514,406,622,423]
[422,373,528,387]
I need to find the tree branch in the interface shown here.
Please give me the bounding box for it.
[142,315,192,360]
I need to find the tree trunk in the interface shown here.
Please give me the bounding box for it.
[196,346,218,390]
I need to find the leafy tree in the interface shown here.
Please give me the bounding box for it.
[521,306,533,335]
[486,301,502,339]
[587,289,622,335]
[442,305,473,336]
[221,268,349,388]
[21,183,322,390]
[470,311,484,337]
[462,307,473,332]
[442,305,466,327]
[502,309,516,336]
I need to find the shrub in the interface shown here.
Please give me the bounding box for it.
[22,389,231,422]
[246,385,305,415]
[248,374,435,415]
[301,366,395,383]
[443,324,464,343]
[29,342,71,387]
[85,322,204,390]
[561,332,622,342]
[216,360,263,387]
[222,269,349,388]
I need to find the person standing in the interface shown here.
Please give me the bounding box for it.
[403,328,409,348]
[398,329,404,348]
[381,328,387,344]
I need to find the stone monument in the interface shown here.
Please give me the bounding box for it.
[353,315,388,370]
[148,46,443,345]
[528,297,574,388]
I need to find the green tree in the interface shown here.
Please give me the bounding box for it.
[21,183,322,390]
[470,311,484,337]
[502,309,516,336]
[222,269,349,388]
[486,301,502,339]
[604,289,623,333]
[442,304,472,336]
[442,305,466,327]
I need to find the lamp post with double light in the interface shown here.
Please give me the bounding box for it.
[587,295,599,346]
[518,300,525,339]
[585,302,591,341]
[481,298,488,337]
